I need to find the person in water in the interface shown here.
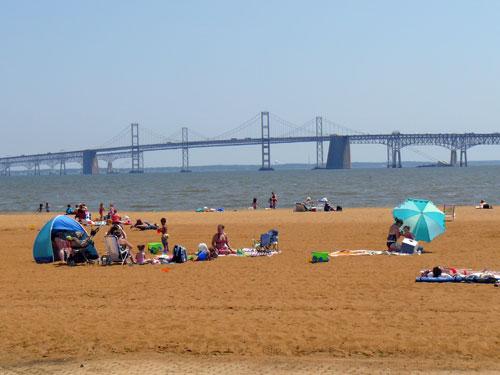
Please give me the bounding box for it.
[387,218,403,250]
[211,224,235,255]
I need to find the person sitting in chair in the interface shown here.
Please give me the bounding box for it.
[107,222,135,261]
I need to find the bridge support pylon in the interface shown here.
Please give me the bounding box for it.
[459,148,468,167]
[259,111,273,171]
[83,150,99,175]
[130,123,144,174]
[314,116,324,169]
[59,160,66,175]
[34,162,41,176]
[450,149,458,167]
[387,141,402,168]
[180,127,191,172]
[107,161,113,174]
[326,135,351,169]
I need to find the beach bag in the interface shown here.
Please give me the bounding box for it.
[336,206,343,211]
[173,245,188,263]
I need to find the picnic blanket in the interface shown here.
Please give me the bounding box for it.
[329,250,418,257]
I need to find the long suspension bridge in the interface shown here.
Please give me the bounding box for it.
[0,112,499,175]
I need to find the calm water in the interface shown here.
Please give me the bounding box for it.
[0,167,498,212]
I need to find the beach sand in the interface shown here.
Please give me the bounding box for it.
[0,207,499,373]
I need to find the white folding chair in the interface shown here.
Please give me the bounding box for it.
[442,204,456,222]
[104,235,131,265]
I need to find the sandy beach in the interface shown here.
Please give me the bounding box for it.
[1,207,499,373]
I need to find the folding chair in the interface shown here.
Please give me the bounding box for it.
[103,235,131,265]
[442,204,456,222]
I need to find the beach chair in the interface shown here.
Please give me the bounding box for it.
[294,203,307,212]
[103,235,132,265]
[443,204,456,222]
[256,229,279,252]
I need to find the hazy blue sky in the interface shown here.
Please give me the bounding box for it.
[1,0,499,167]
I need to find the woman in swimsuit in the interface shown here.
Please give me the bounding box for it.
[386,218,403,250]
[211,224,235,255]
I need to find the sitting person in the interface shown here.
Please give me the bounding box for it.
[324,201,336,212]
[210,224,235,255]
[401,225,415,240]
[135,245,154,264]
[107,222,135,261]
[478,200,492,209]
[65,204,74,215]
[386,218,403,251]
[53,232,73,263]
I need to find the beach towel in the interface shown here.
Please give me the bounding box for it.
[416,268,500,284]
[329,250,417,257]
[216,248,281,257]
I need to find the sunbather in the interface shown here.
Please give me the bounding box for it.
[131,219,158,231]
[211,224,235,255]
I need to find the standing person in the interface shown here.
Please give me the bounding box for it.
[252,198,257,210]
[270,192,278,209]
[98,202,105,221]
[159,217,169,254]
[386,218,403,251]
[45,202,50,213]
[38,203,43,213]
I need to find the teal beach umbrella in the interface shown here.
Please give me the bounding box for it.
[393,199,445,242]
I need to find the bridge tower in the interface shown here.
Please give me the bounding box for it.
[315,116,324,169]
[181,127,191,172]
[130,123,144,174]
[259,111,273,171]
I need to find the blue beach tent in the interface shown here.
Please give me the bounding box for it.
[33,215,98,263]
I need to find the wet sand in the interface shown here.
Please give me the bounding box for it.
[0,207,499,373]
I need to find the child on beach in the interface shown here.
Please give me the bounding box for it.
[135,245,153,265]
[98,202,105,221]
[159,217,169,254]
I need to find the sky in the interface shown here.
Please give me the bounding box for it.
[1,0,499,168]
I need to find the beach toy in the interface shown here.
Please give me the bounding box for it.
[147,242,163,255]
[311,251,330,263]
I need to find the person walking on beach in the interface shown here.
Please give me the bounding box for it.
[45,202,50,213]
[270,192,278,209]
[38,203,43,213]
[159,217,169,254]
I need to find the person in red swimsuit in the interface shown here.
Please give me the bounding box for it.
[211,224,235,255]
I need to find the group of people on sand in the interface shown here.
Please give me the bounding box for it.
[56,201,235,265]
[386,218,416,252]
